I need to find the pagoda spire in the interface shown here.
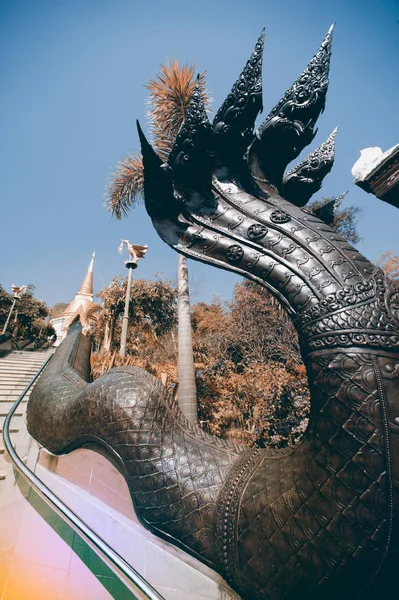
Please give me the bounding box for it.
[51,251,96,346]
[77,252,95,299]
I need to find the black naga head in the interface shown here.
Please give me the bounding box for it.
[137,25,390,341]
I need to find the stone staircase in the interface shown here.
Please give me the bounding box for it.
[0,349,53,484]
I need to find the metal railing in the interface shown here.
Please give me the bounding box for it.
[2,354,165,600]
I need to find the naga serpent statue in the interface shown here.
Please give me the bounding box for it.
[27,25,399,599]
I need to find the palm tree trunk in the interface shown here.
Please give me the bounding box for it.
[12,311,19,338]
[103,317,115,353]
[103,321,110,353]
[177,254,197,423]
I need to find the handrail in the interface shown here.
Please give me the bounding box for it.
[2,353,165,600]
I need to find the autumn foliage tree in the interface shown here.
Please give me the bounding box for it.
[90,278,309,448]
[378,251,399,284]
[0,284,53,340]
[90,275,177,355]
[50,302,69,319]
[193,282,309,448]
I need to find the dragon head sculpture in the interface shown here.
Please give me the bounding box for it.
[138,22,399,370]
[138,24,395,329]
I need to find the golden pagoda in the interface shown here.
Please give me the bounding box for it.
[51,253,95,346]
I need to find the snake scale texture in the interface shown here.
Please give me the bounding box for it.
[27,25,399,599]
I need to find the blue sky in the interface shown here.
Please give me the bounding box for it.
[1,0,398,307]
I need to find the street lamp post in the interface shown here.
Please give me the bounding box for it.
[2,285,27,335]
[120,260,137,357]
[118,240,148,358]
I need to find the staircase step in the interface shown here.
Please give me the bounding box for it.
[0,371,42,376]
[0,362,48,367]
[3,390,34,394]
[0,396,31,401]
[0,382,33,385]
[0,378,34,383]
[0,412,23,422]
[0,410,23,417]
[0,373,37,378]
[0,376,39,381]
[0,359,49,365]
[0,376,40,380]
[0,364,42,368]
[0,372,41,378]
[0,354,48,358]
[0,403,30,409]
[0,389,32,395]
[0,385,33,400]
[0,389,31,395]
[0,400,25,410]
[0,388,32,394]
[6,351,51,356]
[0,385,34,394]
[0,357,52,363]
[0,359,46,364]
[0,351,52,459]
[0,354,49,358]
[0,393,31,398]
[0,371,38,376]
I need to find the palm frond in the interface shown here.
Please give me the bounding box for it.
[106,154,144,220]
[146,59,210,157]
[105,59,210,219]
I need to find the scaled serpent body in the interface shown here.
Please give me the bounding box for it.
[27,26,399,599]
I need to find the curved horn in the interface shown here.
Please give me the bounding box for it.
[312,189,348,224]
[137,120,181,221]
[249,23,334,190]
[168,77,213,193]
[281,126,338,206]
[212,30,265,169]
[137,119,162,167]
